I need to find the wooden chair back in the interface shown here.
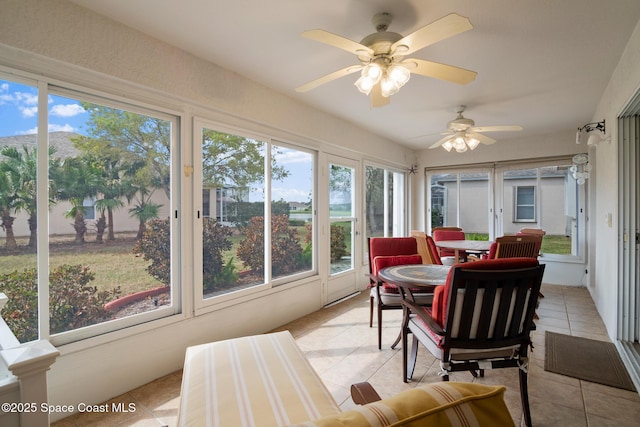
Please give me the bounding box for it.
[493,235,542,259]
[432,226,463,232]
[410,231,442,265]
[518,227,546,236]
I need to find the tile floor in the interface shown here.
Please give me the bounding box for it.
[52,284,640,426]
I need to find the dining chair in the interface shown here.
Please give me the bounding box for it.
[397,257,545,427]
[432,228,467,264]
[517,227,546,237]
[485,235,542,259]
[367,237,434,349]
[410,230,443,265]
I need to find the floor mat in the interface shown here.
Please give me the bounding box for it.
[545,331,636,391]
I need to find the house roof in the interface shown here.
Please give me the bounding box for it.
[0,131,80,159]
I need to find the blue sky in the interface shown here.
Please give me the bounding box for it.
[0,78,312,203]
[0,80,89,136]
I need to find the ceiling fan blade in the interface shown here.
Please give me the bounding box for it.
[302,29,373,57]
[391,13,473,56]
[405,58,477,85]
[296,65,362,93]
[468,131,496,145]
[370,83,390,108]
[428,134,454,149]
[471,125,523,132]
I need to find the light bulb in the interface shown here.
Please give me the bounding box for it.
[354,76,376,95]
[361,63,382,81]
[380,77,400,97]
[387,64,410,86]
[442,140,453,152]
[467,137,480,150]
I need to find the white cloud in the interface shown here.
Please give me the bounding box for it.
[49,123,76,132]
[50,103,85,117]
[20,106,38,118]
[18,127,38,135]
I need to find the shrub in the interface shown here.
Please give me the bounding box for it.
[330,223,348,262]
[237,214,304,276]
[0,264,120,343]
[133,218,171,284]
[134,217,234,292]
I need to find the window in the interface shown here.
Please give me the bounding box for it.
[429,171,492,237]
[0,76,180,345]
[427,158,584,259]
[83,197,96,220]
[365,164,407,239]
[514,186,536,222]
[196,122,316,305]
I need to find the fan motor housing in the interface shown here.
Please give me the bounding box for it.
[448,117,475,131]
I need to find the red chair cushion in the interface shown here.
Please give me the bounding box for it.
[369,237,418,259]
[485,242,498,259]
[433,230,465,257]
[431,258,540,327]
[372,254,423,293]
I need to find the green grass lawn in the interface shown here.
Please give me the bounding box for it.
[0,234,162,297]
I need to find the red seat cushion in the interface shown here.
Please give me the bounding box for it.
[433,230,465,257]
[372,254,424,293]
[431,258,540,327]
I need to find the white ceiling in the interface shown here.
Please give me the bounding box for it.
[69,0,640,150]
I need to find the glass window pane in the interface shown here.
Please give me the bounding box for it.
[0,78,39,343]
[329,163,354,274]
[430,173,457,227]
[329,164,353,218]
[270,145,313,280]
[48,96,174,338]
[201,128,266,297]
[365,165,406,239]
[459,172,490,239]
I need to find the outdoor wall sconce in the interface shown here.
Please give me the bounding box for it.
[575,120,610,146]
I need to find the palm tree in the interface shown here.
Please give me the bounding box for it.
[0,171,20,250]
[0,145,59,249]
[53,157,101,243]
[129,193,162,239]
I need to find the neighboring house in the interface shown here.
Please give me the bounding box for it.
[431,169,571,236]
[0,132,169,239]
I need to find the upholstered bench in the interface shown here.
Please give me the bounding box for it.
[177,331,515,427]
[177,331,341,426]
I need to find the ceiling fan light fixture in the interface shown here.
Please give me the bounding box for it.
[442,140,454,152]
[453,137,468,152]
[379,64,410,97]
[467,137,480,150]
[387,64,411,86]
[354,63,383,95]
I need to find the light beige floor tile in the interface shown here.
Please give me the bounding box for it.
[52,287,640,427]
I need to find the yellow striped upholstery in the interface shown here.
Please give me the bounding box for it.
[177,331,340,427]
[286,382,514,427]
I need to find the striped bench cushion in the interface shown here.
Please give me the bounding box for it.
[177,331,340,427]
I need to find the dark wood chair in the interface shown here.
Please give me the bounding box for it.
[397,258,545,427]
[367,237,434,350]
[486,234,542,259]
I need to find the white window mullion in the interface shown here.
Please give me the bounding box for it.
[37,80,50,340]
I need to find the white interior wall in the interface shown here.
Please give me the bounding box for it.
[0,0,415,419]
[589,18,640,339]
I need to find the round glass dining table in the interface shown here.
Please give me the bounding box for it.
[377,264,450,287]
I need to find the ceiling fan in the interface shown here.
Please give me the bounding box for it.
[295,12,478,107]
[428,105,523,152]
